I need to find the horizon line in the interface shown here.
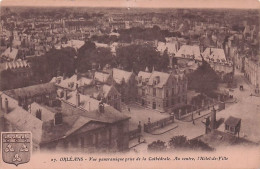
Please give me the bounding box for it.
[1,0,260,9]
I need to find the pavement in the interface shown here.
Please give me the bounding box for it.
[125,69,260,152]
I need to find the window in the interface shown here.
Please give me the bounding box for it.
[54,113,63,125]
[36,109,42,120]
[166,100,168,107]
[153,88,156,97]
[166,90,169,98]
[142,89,145,96]
[178,97,181,103]
[114,95,117,99]
[108,96,111,101]
[230,127,234,132]
[225,125,229,130]
[172,88,175,95]
[171,98,174,105]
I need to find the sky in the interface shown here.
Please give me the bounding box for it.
[0,0,260,9]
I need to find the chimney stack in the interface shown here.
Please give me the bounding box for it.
[63,73,66,80]
[0,96,2,110]
[4,98,9,114]
[210,106,216,130]
[64,90,68,100]
[76,92,80,107]
[99,102,104,113]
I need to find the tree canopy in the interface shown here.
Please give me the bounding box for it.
[115,44,169,73]
[188,59,219,94]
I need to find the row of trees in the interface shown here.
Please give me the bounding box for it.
[147,135,214,152]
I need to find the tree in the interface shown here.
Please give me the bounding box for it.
[188,59,219,95]
[116,44,160,73]
[147,140,167,152]
[168,135,214,151]
[189,139,214,151]
[168,135,189,149]
[157,49,170,71]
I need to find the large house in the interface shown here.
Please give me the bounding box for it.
[137,69,187,113]
[0,83,130,152]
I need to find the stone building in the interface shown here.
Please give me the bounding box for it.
[0,84,130,153]
[137,69,187,113]
[111,68,137,103]
[244,56,260,93]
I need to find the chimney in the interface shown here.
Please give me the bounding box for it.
[99,102,104,113]
[76,92,80,107]
[4,98,8,114]
[210,106,216,130]
[64,90,68,100]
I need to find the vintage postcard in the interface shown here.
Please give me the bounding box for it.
[0,0,260,168]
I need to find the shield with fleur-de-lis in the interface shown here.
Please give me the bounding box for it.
[1,132,31,166]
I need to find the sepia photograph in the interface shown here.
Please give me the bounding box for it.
[0,0,260,168]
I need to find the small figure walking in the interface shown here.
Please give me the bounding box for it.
[128,107,131,112]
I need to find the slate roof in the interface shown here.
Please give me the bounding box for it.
[175,45,201,61]
[157,41,178,54]
[225,116,241,127]
[65,91,130,123]
[1,47,18,60]
[54,75,93,90]
[112,68,133,84]
[148,71,170,88]
[5,60,30,70]
[3,82,56,100]
[94,72,111,83]
[202,48,227,63]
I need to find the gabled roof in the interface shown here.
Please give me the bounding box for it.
[225,116,241,127]
[138,71,152,80]
[202,48,226,63]
[3,82,56,100]
[67,91,102,112]
[94,72,111,83]
[175,45,201,61]
[4,106,43,144]
[55,74,93,90]
[157,41,178,54]
[148,71,170,88]
[1,47,18,60]
[5,60,30,70]
[112,68,133,84]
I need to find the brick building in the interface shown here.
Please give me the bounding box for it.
[0,84,130,153]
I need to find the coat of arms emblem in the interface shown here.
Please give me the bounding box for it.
[1,132,31,166]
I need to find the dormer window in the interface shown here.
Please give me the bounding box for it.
[36,109,42,120]
[54,113,62,125]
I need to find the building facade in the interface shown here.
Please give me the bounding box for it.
[137,70,187,113]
